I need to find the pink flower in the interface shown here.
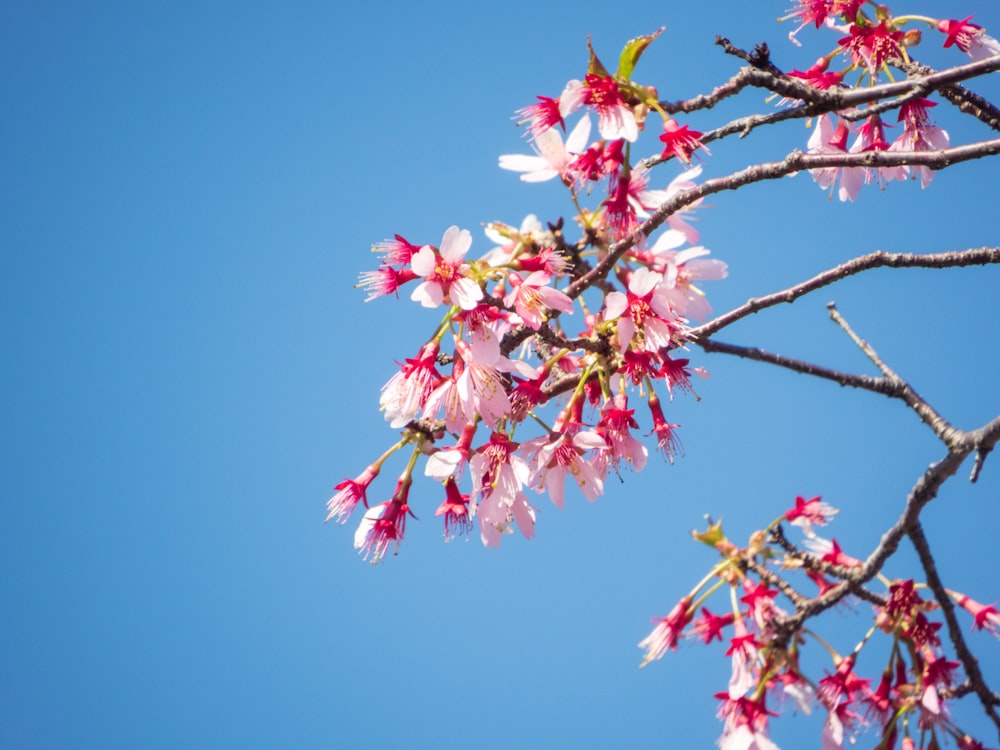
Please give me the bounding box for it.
[435,478,473,541]
[524,429,607,508]
[601,171,639,240]
[499,116,591,183]
[454,337,514,427]
[821,703,859,750]
[503,271,575,330]
[952,593,1000,637]
[374,234,421,264]
[515,95,565,139]
[638,595,694,666]
[356,264,418,302]
[780,0,865,46]
[410,226,484,310]
[715,695,779,750]
[634,165,704,243]
[354,483,412,563]
[469,432,535,547]
[424,424,476,482]
[658,118,708,163]
[595,393,648,473]
[325,464,379,523]
[938,17,1000,60]
[850,114,907,187]
[423,336,526,432]
[380,340,443,428]
[560,74,638,142]
[889,99,950,188]
[784,495,838,536]
[650,237,728,321]
[818,655,871,707]
[646,391,683,463]
[839,22,904,75]
[787,57,845,96]
[806,113,863,202]
[566,138,624,187]
[806,537,862,568]
[690,608,734,644]
[726,618,760,698]
[741,580,781,632]
[603,267,680,353]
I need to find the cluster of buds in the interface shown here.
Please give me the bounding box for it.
[639,495,997,750]
[333,32,726,559]
[780,3,1000,201]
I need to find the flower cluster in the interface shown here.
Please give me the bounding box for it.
[778,3,1000,201]
[332,34,724,561]
[330,5,1000,747]
[638,495,995,750]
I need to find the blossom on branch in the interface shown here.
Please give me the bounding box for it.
[937,17,1000,60]
[560,74,638,142]
[410,226,483,310]
[499,116,592,183]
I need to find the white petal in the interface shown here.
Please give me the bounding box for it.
[410,245,436,276]
[439,225,472,262]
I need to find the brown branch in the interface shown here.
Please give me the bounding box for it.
[690,248,1000,341]
[771,447,969,644]
[908,520,1000,733]
[697,338,899,396]
[573,142,1000,302]
[826,303,959,447]
[894,57,1000,132]
[654,53,1000,154]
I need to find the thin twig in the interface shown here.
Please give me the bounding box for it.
[690,248,1000,341]
[827,303,959,446]
[697,338,899,396]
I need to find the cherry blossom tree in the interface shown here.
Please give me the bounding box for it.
[329,4,1000,748]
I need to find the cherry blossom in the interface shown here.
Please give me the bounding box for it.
[560,74,638,142]
[639,595,694,666]
[595,393,648,473]
[354,486,411,563]
[784,494,838,537]
[646,391,682,463]
[658,118,707,163]
[806,113,863,201]
[502,271,575,330]
[469,431,536,547]
[603,267,681,353]
[650,239,728,321]
[889,99,950,188]
[410,226,484,310]
[952,593,1000,637]
[435,478,473,541]
[325,464,379,523]
[524,429,607,508]
[515,95,564,139]
[839,21,904,75]
[499,116,591,183]
[938,17,1000,60]
[380,340,443,429]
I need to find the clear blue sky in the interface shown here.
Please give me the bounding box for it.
[3,2,999,748]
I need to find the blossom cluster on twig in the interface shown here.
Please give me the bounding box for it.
[328,2,1000,746]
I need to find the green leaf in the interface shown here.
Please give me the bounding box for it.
[616,27,664,81]
[586,35,610,77]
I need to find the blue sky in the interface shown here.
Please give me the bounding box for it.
[3,2,999,748]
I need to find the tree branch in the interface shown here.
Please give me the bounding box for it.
[908,520,1000,734]
[690,248,1000,341]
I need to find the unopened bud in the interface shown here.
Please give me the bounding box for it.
[903,29,923,47]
